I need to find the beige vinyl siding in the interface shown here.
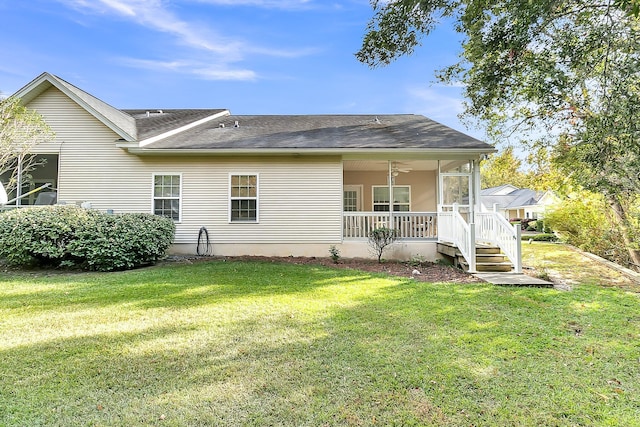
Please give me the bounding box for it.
[26,87,343,245]
[26,87,151,213]
[171,157,343,244]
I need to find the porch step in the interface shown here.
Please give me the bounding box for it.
[437,242,514,273]
[460,260,514,273]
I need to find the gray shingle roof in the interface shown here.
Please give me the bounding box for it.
[123,109,228,140]
[481,187,542,209]
[142,114,493,151]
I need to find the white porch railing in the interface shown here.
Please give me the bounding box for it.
[476,206,522,273]
[438,205,476,272]
[343,212,437,239]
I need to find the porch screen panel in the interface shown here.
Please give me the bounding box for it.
[442,176,469,206]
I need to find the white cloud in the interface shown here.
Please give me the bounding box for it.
[59,0,239,55]
[56,0,316,80]
[189,0,314,9]
[408,86,465,121]
[118,58,258,81]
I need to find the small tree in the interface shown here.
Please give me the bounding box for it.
[368,227,397,263]
[0,96,55,197]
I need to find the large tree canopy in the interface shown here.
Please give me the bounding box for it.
[357,0,640,267]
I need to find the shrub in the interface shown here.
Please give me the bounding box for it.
[328,245,340,263]
[544,191,632,266]
[521,233,558,242]
[535,219,551,233]
[368,227,397,263]
[0,206,175,271]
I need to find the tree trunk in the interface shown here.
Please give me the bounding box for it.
[607,195,640,271]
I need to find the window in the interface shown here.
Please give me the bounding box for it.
[153,174,181,221]
[372,186,410,211]
[230,174,258,222]
[343,185,362,211]
[1,154,59,206]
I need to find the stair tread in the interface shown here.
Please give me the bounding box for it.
[461,261,513,266]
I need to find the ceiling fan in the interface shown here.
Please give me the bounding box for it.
[391,162,412,176]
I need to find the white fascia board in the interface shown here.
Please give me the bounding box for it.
[125,147,496,158]
[138,110,231,147]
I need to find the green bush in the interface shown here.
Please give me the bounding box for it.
[543,191,633,266]
[0,206,175,271]
[521,233,558,242]
[535,219,551,233]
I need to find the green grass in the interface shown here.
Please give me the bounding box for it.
[1,256,639,426]
[522,242,640,293]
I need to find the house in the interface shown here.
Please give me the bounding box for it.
[480,185,558,220]
[2,72,523,272]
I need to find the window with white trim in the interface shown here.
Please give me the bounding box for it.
[153,174,181,221]
[230,174,258,222]
[343,185,362,211]
[372,186,410,211]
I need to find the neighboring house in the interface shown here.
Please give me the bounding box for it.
[480,185,558,220]
[2,72,523,271]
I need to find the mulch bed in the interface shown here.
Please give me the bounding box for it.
[165,255,483,284]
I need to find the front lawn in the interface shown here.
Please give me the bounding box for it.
[1,258,639,426]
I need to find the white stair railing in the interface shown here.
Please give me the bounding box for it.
[438,204,476,273]
[476,204,522,273]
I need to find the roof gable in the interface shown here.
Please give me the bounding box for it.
[13,72,138,141]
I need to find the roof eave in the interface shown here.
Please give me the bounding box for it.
[122,147,496,159]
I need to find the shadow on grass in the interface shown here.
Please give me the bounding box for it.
[0,260,384,313]
[2,266,639,426]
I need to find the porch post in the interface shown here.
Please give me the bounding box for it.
[472,159,482,222]
[469,220,477,273]
[514,224,522,273]
[388,160,393,229]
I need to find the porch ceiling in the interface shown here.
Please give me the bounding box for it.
[343,159,464,172]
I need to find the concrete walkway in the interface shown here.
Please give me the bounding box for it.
[474,272,554,287]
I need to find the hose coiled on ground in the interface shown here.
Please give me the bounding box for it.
[196,226,213,256]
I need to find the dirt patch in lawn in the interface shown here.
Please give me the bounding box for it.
[165,255,483,284]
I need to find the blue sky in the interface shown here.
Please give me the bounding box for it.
[0,0,483,138]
